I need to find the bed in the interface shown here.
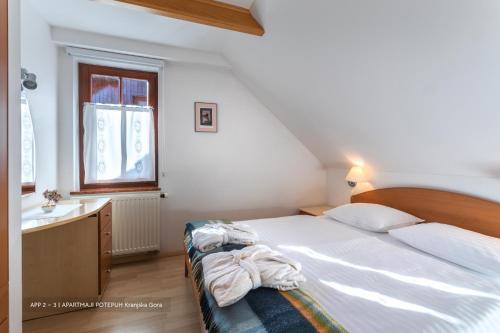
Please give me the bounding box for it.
[184,187,500,333]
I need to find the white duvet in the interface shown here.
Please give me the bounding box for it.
[237,215,500,333]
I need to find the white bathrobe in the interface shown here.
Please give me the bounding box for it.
[192,223,258,252]
[202,245,306,307]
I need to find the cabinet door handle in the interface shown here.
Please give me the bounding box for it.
[106,269,111,273]
[105,232,111,236]
[105,250,111,255]
[105,213,111,217]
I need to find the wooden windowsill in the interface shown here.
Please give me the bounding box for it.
[22,184,36,195]
[70,187,161,196]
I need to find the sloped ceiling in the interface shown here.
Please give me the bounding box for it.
[28,0,500,178]
[224,0,500,177]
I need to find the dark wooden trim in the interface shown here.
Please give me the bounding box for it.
[78,63,159,191]
[0,0,9,328]
[97,0,265,36]
[70,186,161,196]
[79,181,158,190]
[21,183,35,195]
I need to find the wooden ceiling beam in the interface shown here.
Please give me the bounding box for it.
[97,0,264,36]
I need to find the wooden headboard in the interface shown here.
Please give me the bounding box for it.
[351,187,500,238]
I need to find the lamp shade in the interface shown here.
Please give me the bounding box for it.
[346,166,367,183]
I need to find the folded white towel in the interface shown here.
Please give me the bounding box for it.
[202,245,306,307]
[192,223,258,252]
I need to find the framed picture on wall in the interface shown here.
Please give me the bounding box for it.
[195,102,218,133]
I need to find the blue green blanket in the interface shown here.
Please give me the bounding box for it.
[184,220,348,333]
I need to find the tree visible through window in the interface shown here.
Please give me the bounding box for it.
[78,64,158,191]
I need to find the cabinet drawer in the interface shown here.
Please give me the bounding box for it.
[100,269,111,294]
[100,251,112,294]
[100,234,112,258]
[100,221,112,247]
[101,247,112,269]
[99,203,112,230]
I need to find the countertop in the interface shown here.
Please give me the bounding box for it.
[22,198,111,234]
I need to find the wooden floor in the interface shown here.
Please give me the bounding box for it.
[23,256,200,333]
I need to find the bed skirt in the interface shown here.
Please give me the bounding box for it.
[184,220,348,333]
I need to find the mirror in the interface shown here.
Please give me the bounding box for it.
[21,93,36,194]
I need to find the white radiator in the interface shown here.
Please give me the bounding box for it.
[111,193,161,255]
[72,192,161,255]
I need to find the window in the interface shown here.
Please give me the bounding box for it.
[78,64,158,191]
[21,94,36,194]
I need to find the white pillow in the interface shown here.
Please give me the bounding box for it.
[323,203,423,232]
[389,223,500,276]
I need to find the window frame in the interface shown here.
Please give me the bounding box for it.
[22,184,35,195]
[78,63,159,191]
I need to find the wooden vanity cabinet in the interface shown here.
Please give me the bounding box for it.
[22,198,112,320]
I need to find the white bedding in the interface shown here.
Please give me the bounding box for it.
[237,215,500,333]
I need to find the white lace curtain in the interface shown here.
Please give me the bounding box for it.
[83,103,155,184]
[21,95,36,184]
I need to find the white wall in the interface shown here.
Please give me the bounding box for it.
[221,0,500,209]
[56,35,327,254]
[56,47,76,195]
[161,63,326,253]
[21,0,58,208]
[8,0,22,331]
[224,0,500,179]
[327,168,500,207]
[7,1,57,330]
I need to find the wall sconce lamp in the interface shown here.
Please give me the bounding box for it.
[346,166,367,188]
[21,68,37,91]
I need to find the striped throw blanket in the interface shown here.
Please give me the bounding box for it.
[185,220,348,333]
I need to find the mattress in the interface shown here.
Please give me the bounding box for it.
[238,215,500,333]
